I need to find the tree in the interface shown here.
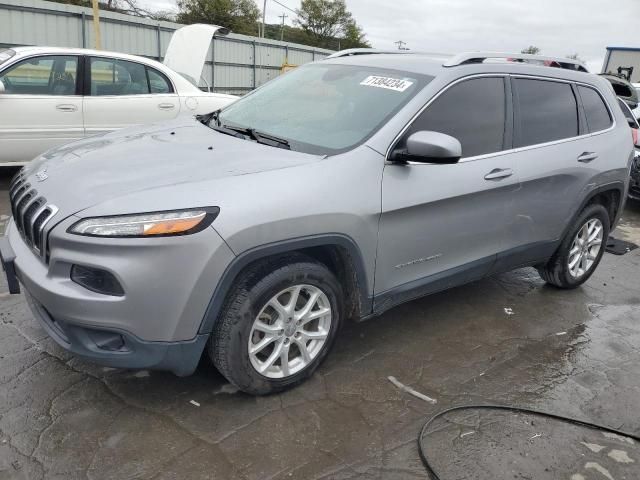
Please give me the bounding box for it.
[341,20,370,49]
[176,0,260,36]
[521,46,541,55]
[566,53,583,61]
[295,0,368,49]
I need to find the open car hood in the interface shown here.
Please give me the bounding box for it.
[600,74,639,109]
[163,24,230,86]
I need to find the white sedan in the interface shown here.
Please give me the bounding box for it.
[0,28,236,166]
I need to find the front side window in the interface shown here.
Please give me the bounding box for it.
[0,55,78,95]
[90,58,150,96]
[405,77,506,158]
[217,64,432,155]
[579,86,612,133]
[514,78,579,147]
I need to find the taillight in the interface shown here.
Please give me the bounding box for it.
[632,128,639,147]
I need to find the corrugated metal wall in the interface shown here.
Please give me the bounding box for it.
[0,0,334,94]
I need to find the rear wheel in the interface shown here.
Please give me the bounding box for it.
[537,204,609,289]
[210,254,342,395]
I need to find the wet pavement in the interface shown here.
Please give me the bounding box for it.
[1,167,640,479]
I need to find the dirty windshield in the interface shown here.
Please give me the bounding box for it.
[217,63,431,155]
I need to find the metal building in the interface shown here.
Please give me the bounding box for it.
[602,47,640,84]
[0,0,334,94]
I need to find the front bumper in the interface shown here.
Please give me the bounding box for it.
[3,217,235,375]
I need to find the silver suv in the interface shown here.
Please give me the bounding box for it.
[1,52,634,394]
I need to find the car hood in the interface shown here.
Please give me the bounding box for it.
[22,117,321,217]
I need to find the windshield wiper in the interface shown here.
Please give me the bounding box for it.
[199,112,291,150]
[221,125,291,150]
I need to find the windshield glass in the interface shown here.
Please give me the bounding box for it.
[0,49,15,67]
[217,63,432,155]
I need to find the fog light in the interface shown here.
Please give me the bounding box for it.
[71,265,124,296]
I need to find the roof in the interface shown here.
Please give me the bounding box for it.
[606,47,640,52]
[322,51,595,82]
[9,46,164,67]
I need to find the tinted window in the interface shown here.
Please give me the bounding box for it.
[407,77,506,158]
[147,68,172,93]
[579,86,612,132]
[617,97,639,129]
[90,58,150,96]
[0,56,77,95]
[515,79,578,147]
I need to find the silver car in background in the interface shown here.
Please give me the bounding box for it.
[1,52,634,394]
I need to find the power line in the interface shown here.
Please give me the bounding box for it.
[271,0,297,15]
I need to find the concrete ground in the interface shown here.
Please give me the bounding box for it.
[1,167,639,480]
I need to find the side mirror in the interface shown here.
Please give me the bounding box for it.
[0,79,5,93]
[390,131,462,164]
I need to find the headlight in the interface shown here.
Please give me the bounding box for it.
[68,207,219,237]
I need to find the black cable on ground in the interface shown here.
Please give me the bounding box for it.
[418,405,640,480]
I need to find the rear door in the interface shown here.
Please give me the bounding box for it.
[506,77,591,260]
[0,55,82,164]
[375,76,519,300]
[83,56,180,136]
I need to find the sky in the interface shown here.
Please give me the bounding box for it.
[141,0,640,72]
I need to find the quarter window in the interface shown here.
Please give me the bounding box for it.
[147,68,172,94]
[579,86,612,133]
[514,79,579,147]
[0,55,78,95]
[407,77,506,158]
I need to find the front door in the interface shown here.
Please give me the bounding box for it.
[0,55,82,164]
[375,76,519,306]
[83,56,180,137]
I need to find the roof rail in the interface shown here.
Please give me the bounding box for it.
[325,48,410,59]
[443,52,589,72]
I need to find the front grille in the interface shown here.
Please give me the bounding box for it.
[8,170,58,261]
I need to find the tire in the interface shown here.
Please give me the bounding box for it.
[210,253,343,395]
[537,203,610,289]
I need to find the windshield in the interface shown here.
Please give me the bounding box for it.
[217,63,431,155]
[0,49,15,67]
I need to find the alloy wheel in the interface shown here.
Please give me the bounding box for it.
[567,218,604,279]
[248,284,332,379]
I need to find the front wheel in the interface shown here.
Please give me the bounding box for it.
[537,203,610,289]
[210,255,343,395]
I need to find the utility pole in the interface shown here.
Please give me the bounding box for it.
[261,0,267,38]
[92,0,101,49]
[278,13,287,42]
[394,40,407,50]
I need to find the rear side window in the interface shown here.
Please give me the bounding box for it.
[514,79,578,147]
[579,86,612,132]
[408,77,506,158]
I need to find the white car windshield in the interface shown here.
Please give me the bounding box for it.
[217,63,432,155]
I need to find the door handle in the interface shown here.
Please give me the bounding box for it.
[55,104,77,112]
[158,103,176,110]
[484,168,513,180]
[577,152,598,163]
